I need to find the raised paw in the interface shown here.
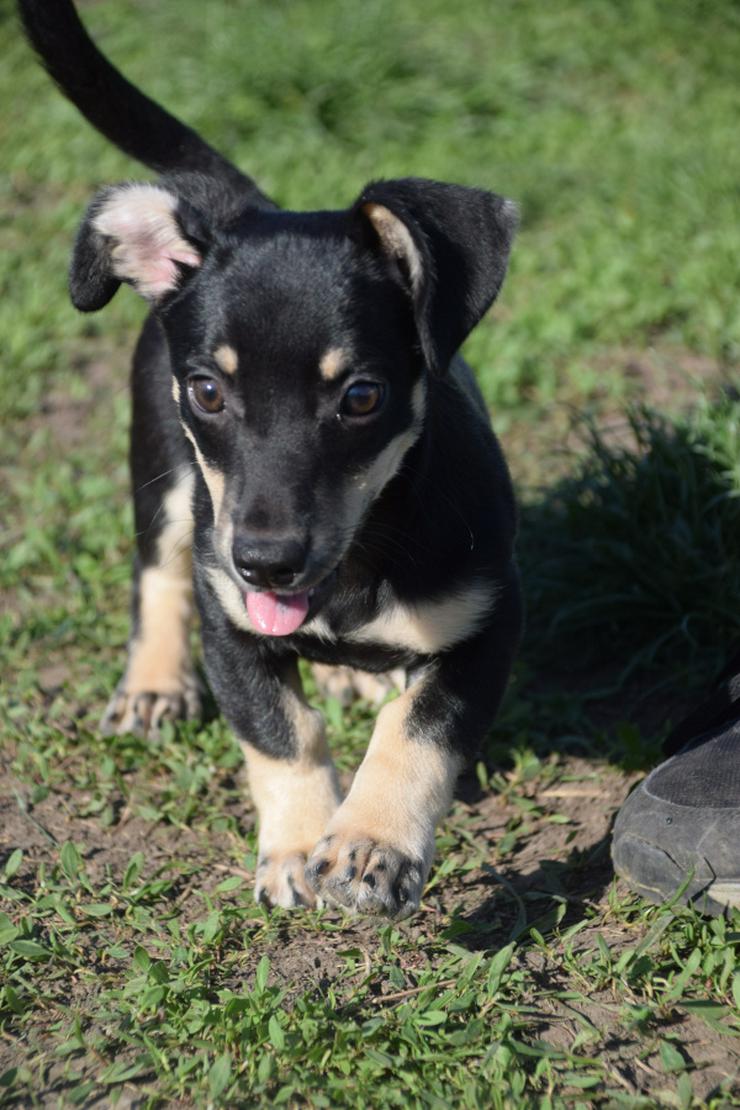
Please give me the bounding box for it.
[256,852,317,910]
[305,834,425,919]
[101,674,201,738]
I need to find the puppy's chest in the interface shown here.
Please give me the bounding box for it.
[204,563,497,663]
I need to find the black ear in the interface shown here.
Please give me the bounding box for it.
[70,183,209,312]
[353,178,518,375]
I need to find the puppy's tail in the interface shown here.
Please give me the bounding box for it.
[18,0,270,203]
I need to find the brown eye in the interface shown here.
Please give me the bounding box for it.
[340,381,385,418]
[188,376,225,415]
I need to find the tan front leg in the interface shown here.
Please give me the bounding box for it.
[242,682,342,909]
[305,677,461,919]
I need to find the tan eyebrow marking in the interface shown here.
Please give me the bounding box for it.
[213,344,238,375]
[319,347,348,382]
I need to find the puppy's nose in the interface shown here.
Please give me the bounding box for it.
[232,533,307,591]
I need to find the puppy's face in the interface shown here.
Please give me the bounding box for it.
[70,177,517,635]
[165,221,426,634]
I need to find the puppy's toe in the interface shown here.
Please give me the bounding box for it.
[310,663,357,707]
[101,675,202,738]
[305,834,425,919]
[355,847,424,917]
[256,852,317,910]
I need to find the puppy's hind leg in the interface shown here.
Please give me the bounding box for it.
[311,663,405,707]
[102,463,201,737]
[103,318,202,737]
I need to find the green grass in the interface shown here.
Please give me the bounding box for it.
[2,0,740,1105]
[521,396,740,684]
[2,0,739,421]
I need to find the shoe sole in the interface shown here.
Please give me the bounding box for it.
[616,845,740,917]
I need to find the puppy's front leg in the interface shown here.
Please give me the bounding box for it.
[242,678,342,909]
[305,681,462,918]
[198,598,341,908]
[305,580,521,918]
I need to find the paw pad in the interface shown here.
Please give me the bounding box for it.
[305,835,426,919]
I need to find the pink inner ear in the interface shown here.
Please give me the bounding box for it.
[137,242,201,298]
[94,185,202,300]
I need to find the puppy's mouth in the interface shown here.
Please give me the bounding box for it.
[243,571,337,637]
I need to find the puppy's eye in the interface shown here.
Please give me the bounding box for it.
[340,381,385,418]
[188,376,225,415]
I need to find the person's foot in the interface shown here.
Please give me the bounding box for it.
[612,648,740,915]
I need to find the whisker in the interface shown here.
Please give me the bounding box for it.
[133,461,196,495]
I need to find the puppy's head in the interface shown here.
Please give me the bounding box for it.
[71,176,517,636]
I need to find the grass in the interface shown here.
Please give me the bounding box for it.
[2,0,740,1105]
[521,397,740,684]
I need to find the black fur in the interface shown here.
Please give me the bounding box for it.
[355,180,517,375]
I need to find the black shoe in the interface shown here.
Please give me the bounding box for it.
[612,648,740,916]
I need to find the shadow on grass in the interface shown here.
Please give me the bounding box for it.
[446,830,615,953]
[493,396,740,767]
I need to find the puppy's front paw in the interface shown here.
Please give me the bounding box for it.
[256,852,317,909]
[305,833,426,919]
[101,674,201,737]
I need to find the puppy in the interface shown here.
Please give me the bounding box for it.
[20,0,522,918]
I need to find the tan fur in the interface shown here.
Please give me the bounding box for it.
[302,576,497,655]
[339,378,426,536]
[363,203,423,292]
[352,668,406,702]
[327,681,460,864]
[319,347,348,381]
[206,566,252,631]
[93,184,200,300]
[243,682,342,908]
[304,676,462,915]
[350,579,498,655]
[311,663,404,706]
[102,468,200,736]
[122,471,194,695]
[214,344,238,375]
[180,425,226,521]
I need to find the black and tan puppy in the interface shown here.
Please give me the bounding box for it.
[20,0,522,918]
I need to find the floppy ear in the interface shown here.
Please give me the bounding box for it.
[69,183,209,311]
[353,178,518,375]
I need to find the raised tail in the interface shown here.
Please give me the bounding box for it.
[18,0,272,205]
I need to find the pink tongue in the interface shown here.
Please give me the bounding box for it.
[246,590,310,636]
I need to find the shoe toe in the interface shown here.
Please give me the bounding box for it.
[612,768,740,915]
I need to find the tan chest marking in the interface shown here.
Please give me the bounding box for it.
[350,579,498,655]
[301,578,497,655]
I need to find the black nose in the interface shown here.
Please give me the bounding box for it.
[232,533,308,591]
